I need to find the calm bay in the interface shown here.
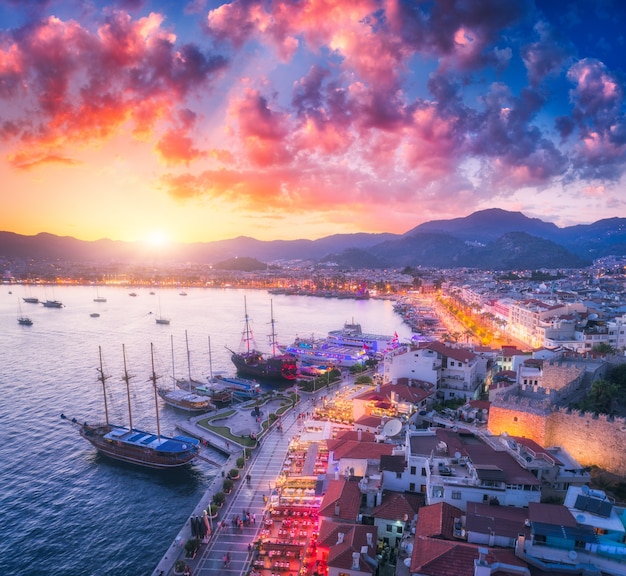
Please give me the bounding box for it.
[0,286,412,575]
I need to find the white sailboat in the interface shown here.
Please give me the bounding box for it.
[155,296,170,325]
[17,299,33,326]
[93,286,107,303]
[158,333,213,413]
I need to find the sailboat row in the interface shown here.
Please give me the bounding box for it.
[157,331,213,412]
[61,344,200,469]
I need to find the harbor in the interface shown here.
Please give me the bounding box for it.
[0,286,413,575]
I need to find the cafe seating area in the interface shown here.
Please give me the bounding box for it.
[252,429,330,576]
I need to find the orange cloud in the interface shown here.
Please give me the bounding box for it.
[156,128,204,165]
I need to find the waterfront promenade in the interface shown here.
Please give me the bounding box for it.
[152,380,346,576]
[191,408,301,575]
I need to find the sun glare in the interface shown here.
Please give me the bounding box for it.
[145,230,170,247]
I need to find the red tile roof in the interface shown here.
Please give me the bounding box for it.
[334,429,378,443]
[426,341,477,363]
[372,491,424,521]
[465,502,530,539]
[528,502,576,527]
[464,444,541,486]
[329,439,394,461]
[319,479,362,522]
[415,502,463,539]
[324,524,378,574]
[410,538,527,576]
[354,414,383,429]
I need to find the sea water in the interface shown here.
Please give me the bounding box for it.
[0,286,412,575]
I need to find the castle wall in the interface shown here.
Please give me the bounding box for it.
[540,362,584,391]
[547,408,626,474]
[488,405,626,476]
[488,405,549,447]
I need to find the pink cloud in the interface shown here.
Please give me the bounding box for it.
[229,88,293,166]
[0,9,227,160]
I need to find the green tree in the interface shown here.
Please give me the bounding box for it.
[608,363,626,392]
[576,379,619,415]
[592,343,615,354]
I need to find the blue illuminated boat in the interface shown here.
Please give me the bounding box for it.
[62,344,199,469]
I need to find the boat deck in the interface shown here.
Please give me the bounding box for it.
[104,427,199,452]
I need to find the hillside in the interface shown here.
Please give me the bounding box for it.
[1,209,624,270]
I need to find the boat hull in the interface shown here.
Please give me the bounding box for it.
[74,421,200,469]
[158,388,214,412]
[231,350,298,381]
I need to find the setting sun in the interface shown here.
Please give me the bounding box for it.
[145,230,170,248]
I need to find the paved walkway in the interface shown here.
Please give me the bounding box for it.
[152,375,367,576]
[185,409,302,575]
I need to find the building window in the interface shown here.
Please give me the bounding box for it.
[410,466,416,475]
[513,417,518,422]
[409,483,415,492]
[396,525,403,534]
[386,524,393,532]
[451,491,461,499]
[396,472,402,479]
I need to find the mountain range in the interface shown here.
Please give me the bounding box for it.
[1,209,625,270]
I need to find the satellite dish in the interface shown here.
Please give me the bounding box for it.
[382,419,402,437]
[404,558,411,567]
[454,451,461,459]
[582,485,590,494]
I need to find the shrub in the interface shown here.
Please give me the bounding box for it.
[236,456,245,469]
[208,503,220,516]
[223,478,234,492]
[229,468,240,479]
[213,491,226,505]
[174,560,186,574]
[185,538,200,556]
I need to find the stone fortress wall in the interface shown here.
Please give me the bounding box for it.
[489,355,626,475]
[489,404,626,475]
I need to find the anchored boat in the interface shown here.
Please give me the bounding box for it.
[61,344,200,469]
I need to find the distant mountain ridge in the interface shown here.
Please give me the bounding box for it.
[1,209,625,270]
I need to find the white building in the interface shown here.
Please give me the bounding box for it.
[384,342,482,402]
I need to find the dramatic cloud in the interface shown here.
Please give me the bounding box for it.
[1,0,625,241]
[0,9,227,164]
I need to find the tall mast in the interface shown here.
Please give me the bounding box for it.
[269,299,278,356]
[241,295,255,353]
[208,335,213,383]
[170,334,176,385]
[97,345,111,425]
[149,342,161,439]
[121,344,134,431]
[185,329,192,390]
